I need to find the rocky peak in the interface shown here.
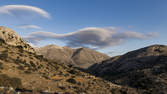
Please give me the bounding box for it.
[0,26,35,53]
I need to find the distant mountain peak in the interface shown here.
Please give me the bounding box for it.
[36,44,110,68]
[43,44,63,49]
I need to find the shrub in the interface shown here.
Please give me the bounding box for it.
[0,50,8,61]
[24,70,31,74]
[68,70,76,75]
[66,78,77,84]
[0,39,5,45]
[0,62,3,69]
[17,66,24,70]
[30,61,36,68]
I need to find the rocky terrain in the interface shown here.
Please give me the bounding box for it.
[0,26,35,53]
[0,26,139,94]
[88,45,167,94]
[36,45,109,69]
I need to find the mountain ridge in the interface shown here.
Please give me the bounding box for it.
[88,44,167,94]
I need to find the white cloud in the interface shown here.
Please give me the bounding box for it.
[0,5,50,19]
[24,27,157,49]
[17,25,41,29]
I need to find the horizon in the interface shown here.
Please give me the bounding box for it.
[0,0,167,56]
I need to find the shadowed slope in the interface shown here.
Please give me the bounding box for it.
[88,45,167,94]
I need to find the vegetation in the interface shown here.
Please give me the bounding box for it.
[0,74,22,89]
[66,78,77,84]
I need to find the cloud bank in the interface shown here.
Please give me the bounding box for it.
[17,25,41,29]
[0,5,50,19]
[24,27,157,49]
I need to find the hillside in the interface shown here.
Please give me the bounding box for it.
[0,26,35,53]
[0,26,138,94]
[36,45,110,69]
[88,45,167,94]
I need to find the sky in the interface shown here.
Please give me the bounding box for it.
[0,0,167,56]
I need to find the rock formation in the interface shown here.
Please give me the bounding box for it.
[0,26,35,53]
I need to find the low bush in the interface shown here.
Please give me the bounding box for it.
[66,78,77,84]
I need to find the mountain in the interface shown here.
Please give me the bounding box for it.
[36,45,110,69]
[0,26,138,94]
[35,45,75,65]
[88,45,167,94]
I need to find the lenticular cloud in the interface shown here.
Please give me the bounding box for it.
[24,27,157,49]
[0,5,50,19]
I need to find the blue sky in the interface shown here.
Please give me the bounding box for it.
[0,0,167,56]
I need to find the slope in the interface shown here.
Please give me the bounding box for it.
[88,45,167,94]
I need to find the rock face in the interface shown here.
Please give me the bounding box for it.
[0,26,137,94]
[88,45,167,94]
[36,45,110,69]
[0,26,35,53]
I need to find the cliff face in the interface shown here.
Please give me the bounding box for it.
[36,45,110,69]
[0,26,35,53]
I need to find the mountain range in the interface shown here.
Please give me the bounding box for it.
[0,26,167,94]
[0,26,138,94]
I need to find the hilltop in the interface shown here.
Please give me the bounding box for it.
[0,26,35,53]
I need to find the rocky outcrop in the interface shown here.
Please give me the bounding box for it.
[36,45,110,69]
[0,26,35,53]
